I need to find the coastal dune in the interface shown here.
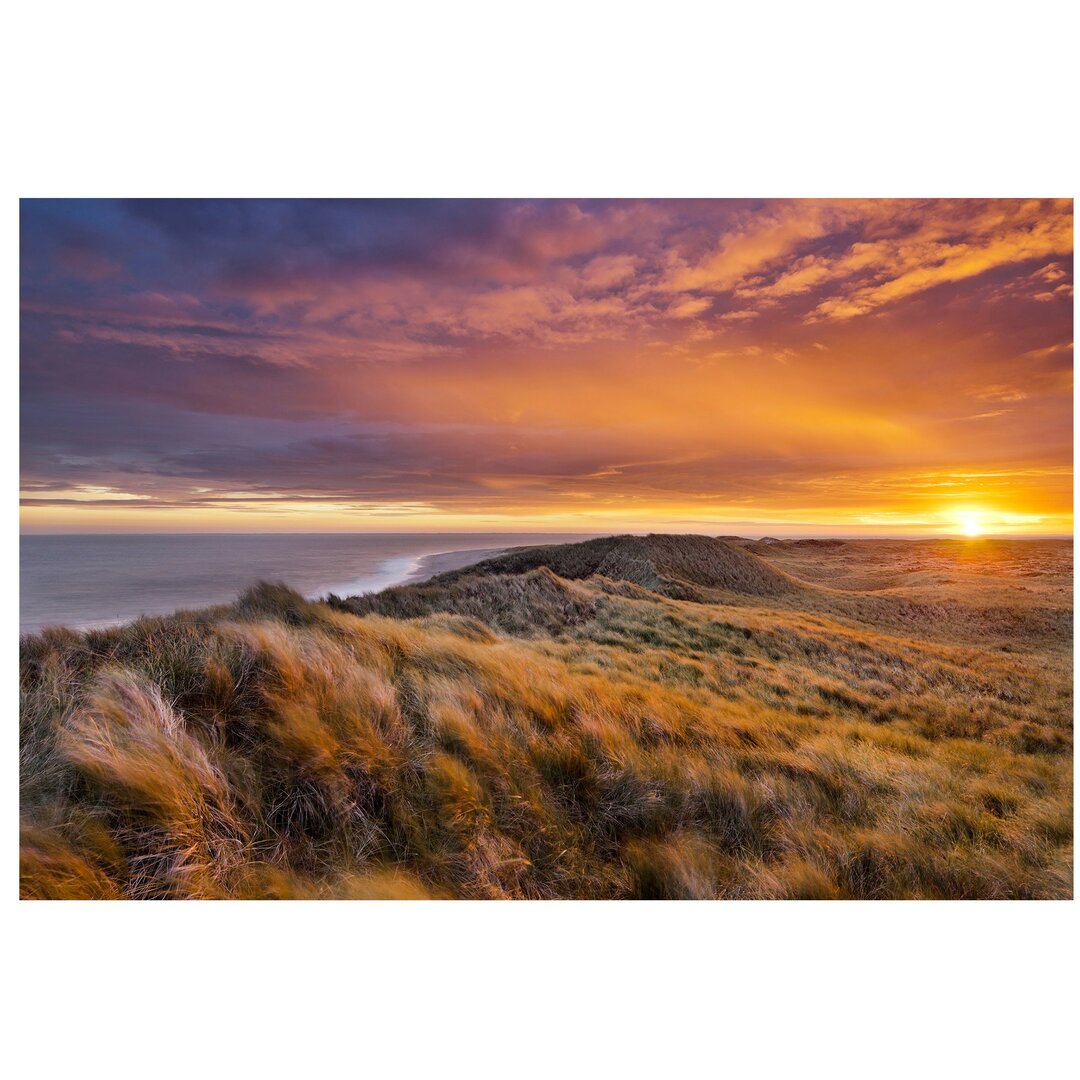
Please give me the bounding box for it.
[429,534,804,599]
[19,535,1073,900]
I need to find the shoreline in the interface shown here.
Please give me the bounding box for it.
[22,544,517,636]
[313,546,509,602]
[401,546,507,585]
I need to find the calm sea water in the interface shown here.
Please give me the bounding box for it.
[19,532,590,635]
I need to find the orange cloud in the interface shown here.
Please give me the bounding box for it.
[806,203,1073,321]
[660,201,846,294]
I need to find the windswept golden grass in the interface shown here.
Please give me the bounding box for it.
[20,538,1072,899]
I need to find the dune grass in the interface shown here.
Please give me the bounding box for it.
[20,539,1072,899]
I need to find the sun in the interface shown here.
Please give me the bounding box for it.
[956,511,984,537]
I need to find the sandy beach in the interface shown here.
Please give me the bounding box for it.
[402,547,508,585]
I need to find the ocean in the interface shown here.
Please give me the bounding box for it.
[19,532,593,635]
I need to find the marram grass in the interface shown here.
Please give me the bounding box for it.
[20,537,1072,899]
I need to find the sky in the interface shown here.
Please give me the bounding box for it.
[20,198,1073,536]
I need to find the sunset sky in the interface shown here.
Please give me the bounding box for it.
[20,198,1073,535]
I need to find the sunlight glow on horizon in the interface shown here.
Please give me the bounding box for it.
[18,497,1072,537]
[956,511,984,537]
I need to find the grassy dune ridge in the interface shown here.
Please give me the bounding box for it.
[20,536,1073,899]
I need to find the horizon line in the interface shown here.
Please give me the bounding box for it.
[19,529,1075,541]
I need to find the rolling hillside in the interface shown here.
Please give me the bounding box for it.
[20,536,1073,899]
